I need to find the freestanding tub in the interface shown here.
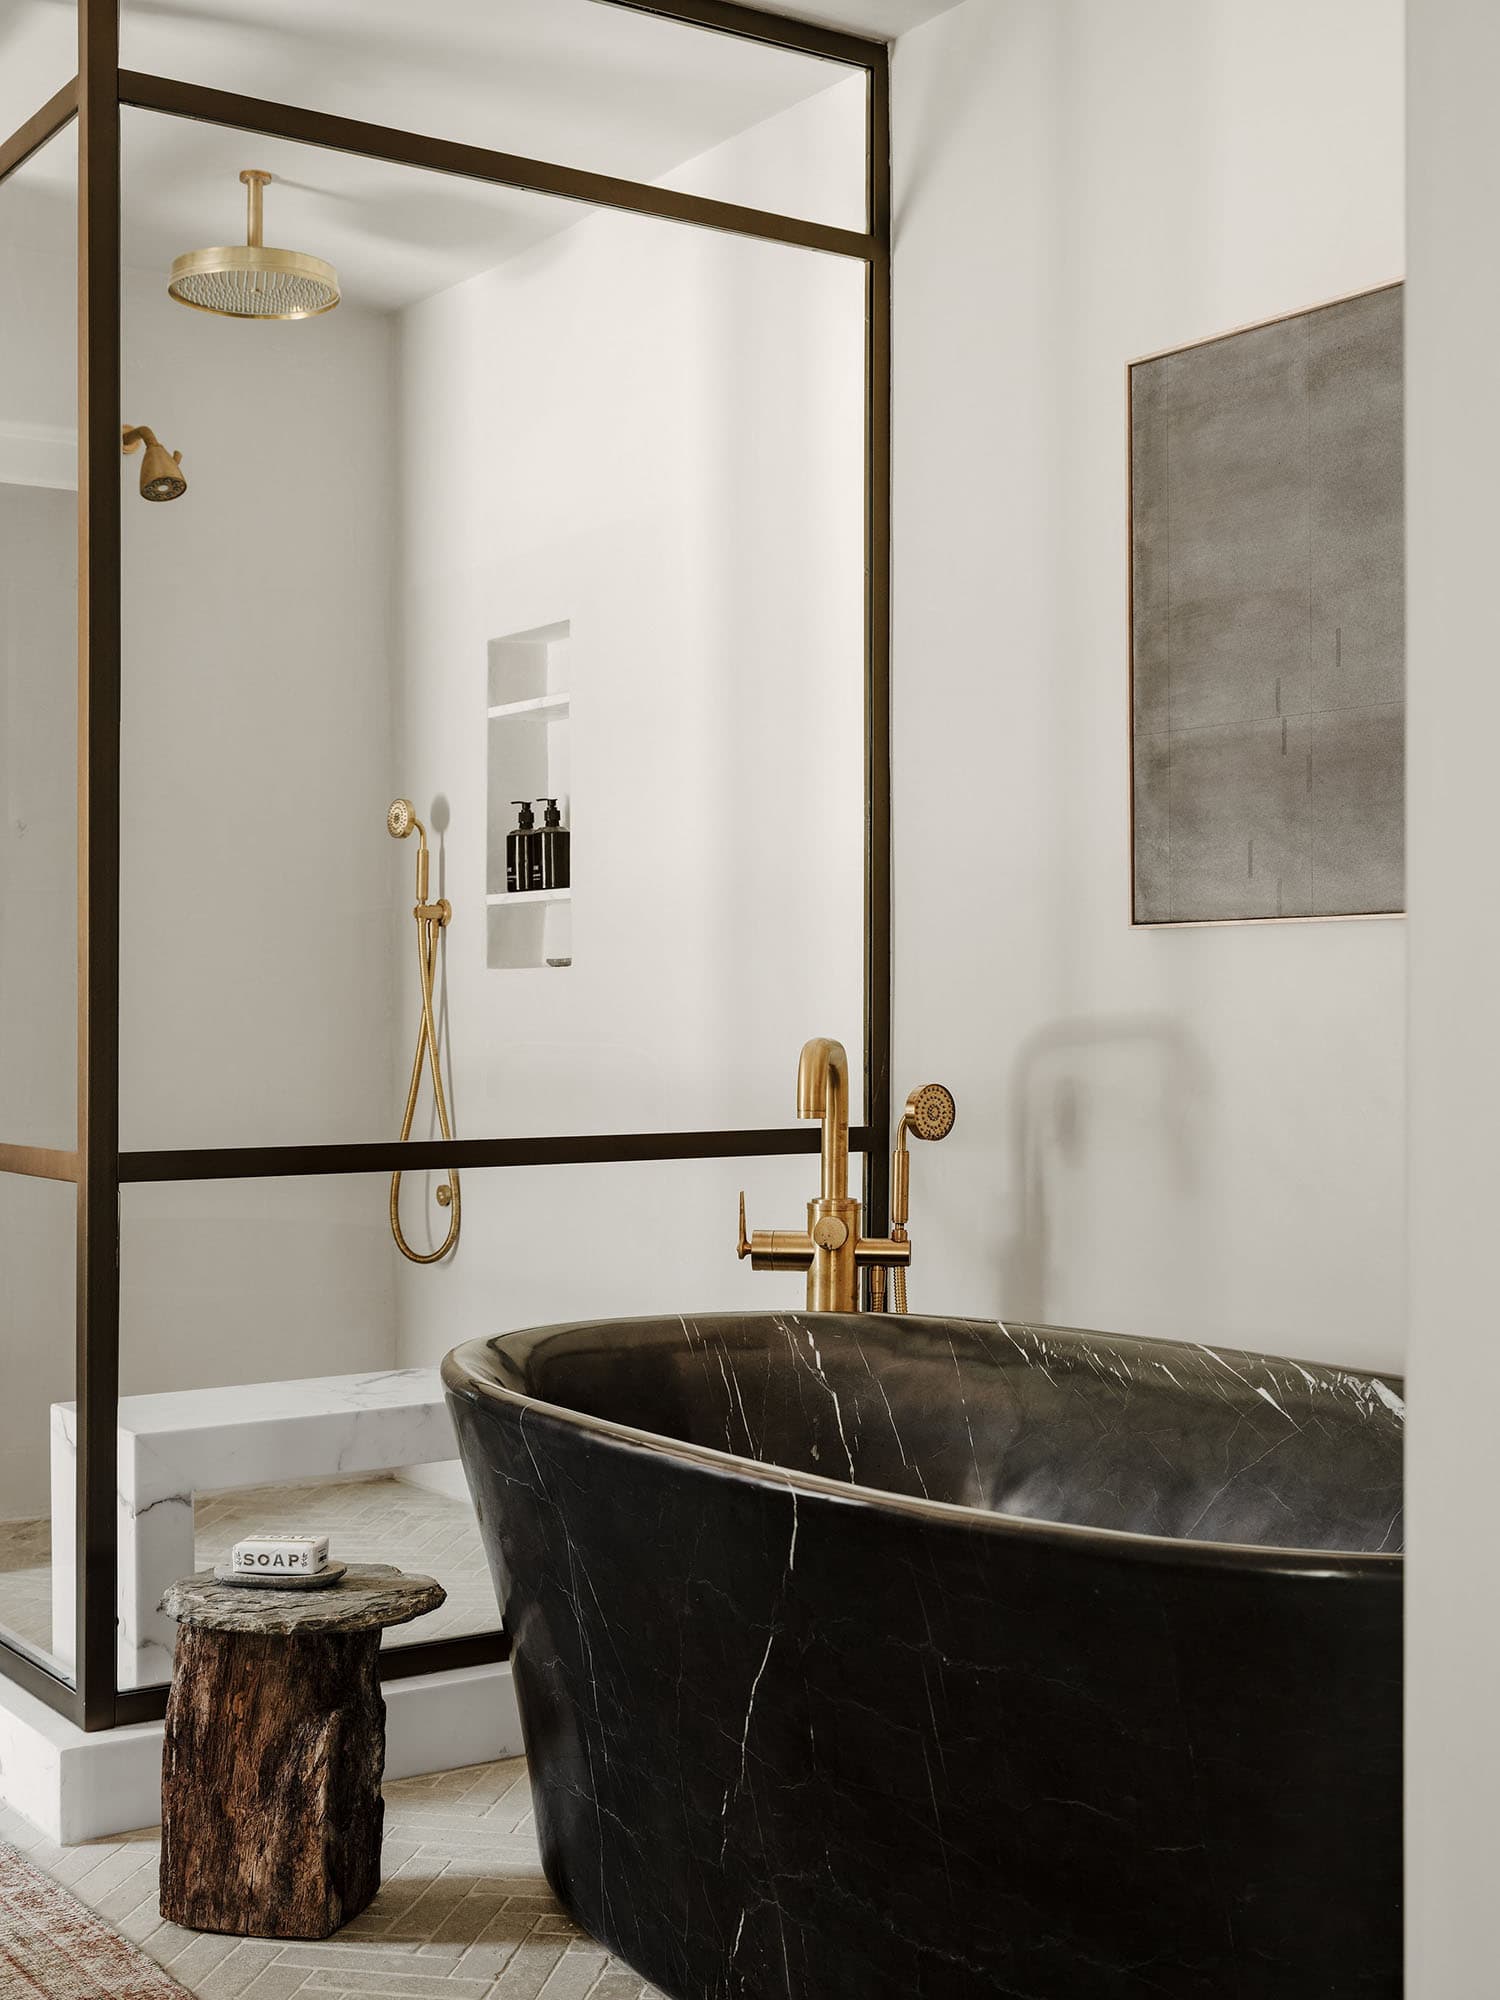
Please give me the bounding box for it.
[443,1312,1402,2000]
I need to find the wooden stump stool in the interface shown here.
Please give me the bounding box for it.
[159,1563,445,1940]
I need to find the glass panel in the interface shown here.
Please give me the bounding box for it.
[120,1154,833,1688]
[0,6,76,150]
[120,112,866,1151]
[0,1174,76,1684]
[119,1174,430,1690]
[0,121,77,1155]
[120,0,866,232]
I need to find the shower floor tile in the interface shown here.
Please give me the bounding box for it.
[0,1759,667,2000]
[0,1475,498,1670]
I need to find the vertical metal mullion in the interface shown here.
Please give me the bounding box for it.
[76,0,121,1731]
[862,48,893,1246]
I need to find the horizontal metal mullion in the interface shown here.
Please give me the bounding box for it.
[0,77,79,186]
[117,72,877,263]
[0,1144,80,1183]
[590,0,885,69]
[0,1632,81,1722]
[119,1126,874,1183]
[377,1632,513,1680]
[109,1685,169,1728]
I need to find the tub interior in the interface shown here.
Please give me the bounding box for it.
[472,1313,1403,1557]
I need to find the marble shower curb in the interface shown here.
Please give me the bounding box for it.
[0,1661,520,1844]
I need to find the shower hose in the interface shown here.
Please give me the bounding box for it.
[890,1226,910,1313]
[390,895,461,1263]
[868,1226,911,1313]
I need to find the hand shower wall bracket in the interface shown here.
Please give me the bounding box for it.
[387,799,460,1263]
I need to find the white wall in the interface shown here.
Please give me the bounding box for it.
[1405,0,1496,1986]
[889,0,1407,1369]
[0,231,76,493]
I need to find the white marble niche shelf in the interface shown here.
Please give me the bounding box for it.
[485,622,572,972]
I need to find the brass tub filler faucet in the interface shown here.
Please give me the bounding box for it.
[387,798,460,1262]
[738,1037,955,1312]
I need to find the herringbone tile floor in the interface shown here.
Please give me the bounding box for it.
[0,1759,667,2000]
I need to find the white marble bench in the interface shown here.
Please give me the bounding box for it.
[50,1370,458,1687]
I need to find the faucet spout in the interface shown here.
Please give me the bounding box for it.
[796,1036,849,1202]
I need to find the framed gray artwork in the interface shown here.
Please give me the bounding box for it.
[1129,282,1404,925]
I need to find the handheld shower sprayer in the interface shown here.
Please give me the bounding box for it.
[905,1082,958,1140]
[387,798,459,1263]
[880,1082,956,1314]
[387,796,431,903]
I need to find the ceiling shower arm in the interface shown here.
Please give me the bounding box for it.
[241,168,270,248]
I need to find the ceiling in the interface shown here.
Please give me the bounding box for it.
[1,0,961,308]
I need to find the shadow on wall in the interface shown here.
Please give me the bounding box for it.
[999,1014,1212,1319]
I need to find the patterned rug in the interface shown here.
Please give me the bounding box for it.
[0,1841,187,1997]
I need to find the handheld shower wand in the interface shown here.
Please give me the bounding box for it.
[876,1082,956,1313]
[387,799,460,1263]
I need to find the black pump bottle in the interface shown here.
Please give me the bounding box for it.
[532,798,570,891]
[506,800,536,893]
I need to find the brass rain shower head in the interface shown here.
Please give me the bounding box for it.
[121,425,186,502]
[901,1082,956,1144]
[169,170,340,321]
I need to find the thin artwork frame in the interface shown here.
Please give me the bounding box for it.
[1125,279,1407,931]
[0,0,894,1731]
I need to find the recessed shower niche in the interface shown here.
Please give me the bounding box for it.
[486,621,572,971]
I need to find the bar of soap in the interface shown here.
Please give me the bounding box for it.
[230,1534,330,1576]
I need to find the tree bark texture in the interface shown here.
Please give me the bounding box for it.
[159,1626,386,1938]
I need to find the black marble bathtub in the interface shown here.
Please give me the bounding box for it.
[443,1313,1402,2000]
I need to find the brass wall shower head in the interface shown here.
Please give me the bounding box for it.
[169,170,340,321]
[121,425,186,502]
[901,1082,956,1145]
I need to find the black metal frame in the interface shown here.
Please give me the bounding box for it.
[0,0,893,1731]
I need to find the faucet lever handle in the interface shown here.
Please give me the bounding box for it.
[738,1194,816,1272]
